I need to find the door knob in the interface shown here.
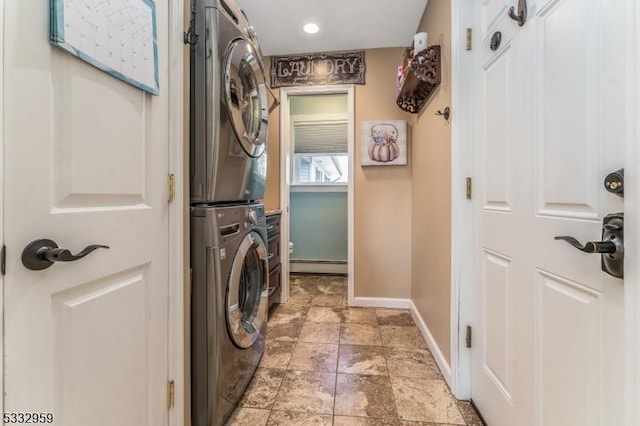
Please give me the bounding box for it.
[22,239,109,271]
[554,213,624,278]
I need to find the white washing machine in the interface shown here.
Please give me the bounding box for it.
[191,203,268,425]
[190,0,269,204]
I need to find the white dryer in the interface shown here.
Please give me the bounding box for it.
[190,0,269,204]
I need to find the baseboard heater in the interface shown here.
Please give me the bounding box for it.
[290,260,347,274]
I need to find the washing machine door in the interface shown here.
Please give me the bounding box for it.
[226,230,268,348]
[224,38,268,158]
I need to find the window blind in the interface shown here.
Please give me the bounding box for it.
[293,122,348,154]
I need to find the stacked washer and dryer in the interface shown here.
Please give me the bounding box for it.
[189,0,270,424]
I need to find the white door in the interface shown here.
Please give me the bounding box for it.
[3,1,170,425]
[472,0,626,425]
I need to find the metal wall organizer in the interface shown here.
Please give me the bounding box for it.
[396,45,442,114]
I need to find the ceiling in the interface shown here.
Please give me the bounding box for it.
[235,0,429,56]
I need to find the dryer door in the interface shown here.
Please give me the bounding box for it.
[226,230,268,348]
[224,38,268,158]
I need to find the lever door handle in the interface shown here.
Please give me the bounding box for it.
[554,213,624,279]
[44,245,109,262]
[554,236,617,254]
[22,239,109,271]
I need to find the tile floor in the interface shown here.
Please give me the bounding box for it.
[227,274,483,426]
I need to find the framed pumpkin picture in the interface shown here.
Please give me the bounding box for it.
[360,120,408,166]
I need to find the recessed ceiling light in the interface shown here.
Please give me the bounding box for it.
[303,23,319,34]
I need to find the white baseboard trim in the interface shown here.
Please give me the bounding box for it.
[290,262,348,274]
[350,297,411,309]
[410,300,453,388]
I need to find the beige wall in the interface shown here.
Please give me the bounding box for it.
[410,0,453,363]
[354,48,412,298]
[263,47,413,299]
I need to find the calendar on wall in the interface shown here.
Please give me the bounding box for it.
[50,0,159,95]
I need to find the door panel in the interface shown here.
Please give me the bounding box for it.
[482,250,513,401]
[472,0,625,424]
[536,270,602,426]
[53,266,149,426]
[483,45,513,212]
[3,1,170,425]
[535,0,599,219]
[51,63,147,207]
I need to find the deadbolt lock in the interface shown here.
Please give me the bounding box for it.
[604,168,624,197]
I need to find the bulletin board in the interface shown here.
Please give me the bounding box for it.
[50,0,159,95]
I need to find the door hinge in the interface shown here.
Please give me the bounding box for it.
[167,174,176,203]
[1,245,6,275]
[466,28,473,51]
[466,325,472,348]
[466,177,472,199]
[167,380,175,409]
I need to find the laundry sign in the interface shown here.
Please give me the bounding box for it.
[270,51,366,88]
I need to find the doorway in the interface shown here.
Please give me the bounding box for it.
[278,85,355,304]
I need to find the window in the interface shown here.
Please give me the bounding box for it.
[292,120,348,185]
[294,154,348,184]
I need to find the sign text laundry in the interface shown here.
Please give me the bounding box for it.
[270,51,366,88]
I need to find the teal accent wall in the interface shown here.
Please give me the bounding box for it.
[289,93,348,262]
[290,191,347,262]
[290,94,347,115]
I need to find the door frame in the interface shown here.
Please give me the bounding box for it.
[0,0,5,416]
[278,85,355,303]
[451,1,639,424]
[449,0,474,400]
[167,0,185,424]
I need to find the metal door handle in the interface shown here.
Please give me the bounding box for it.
[553,212,624,279]
[22,239,109,271]
[508,0,528,26]
[553,236,617,254]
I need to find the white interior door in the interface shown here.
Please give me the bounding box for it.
[3,1,170,425]
[472,0,626,425]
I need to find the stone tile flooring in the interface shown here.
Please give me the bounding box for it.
[227,274,484,426]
